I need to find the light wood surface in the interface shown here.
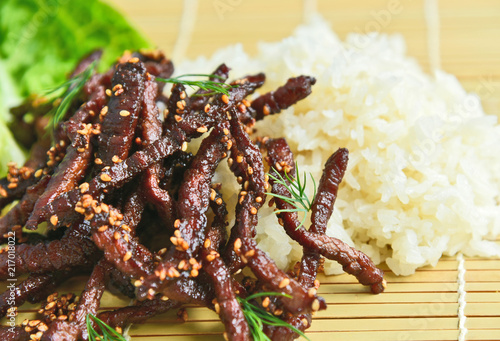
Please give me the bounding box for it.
[4,1,500,340]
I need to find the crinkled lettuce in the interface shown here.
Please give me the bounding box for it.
[0,0,152,176]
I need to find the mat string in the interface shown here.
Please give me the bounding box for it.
[424,0,441,72]
[457,253,468,341]
[172,0,198,62]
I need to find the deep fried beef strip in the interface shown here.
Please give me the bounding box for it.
[137,123,230,299]
[32,131,183,228]
[0,273,58,317]
[233,194,326,315]
[250,76,316,122]
[201,187,251,341]
[301,147,350,285]
[96,60,146,168]
[42,260,111,341]
[77,200,153,279]
[138,78,175,224]
[265,144,385,293]
[264,140,349,339]
[97,296,182,329]
[175,121,230,257]
[0,222,98,279]
[223,110,267,272]
[26,132,93,230]
[121,191,145,235]
[0,175,50,240]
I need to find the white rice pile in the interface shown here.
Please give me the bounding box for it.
[177,17,500,275]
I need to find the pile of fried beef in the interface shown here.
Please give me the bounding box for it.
[0,50,385,341]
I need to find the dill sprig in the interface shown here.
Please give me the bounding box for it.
[238,292,310,341]
[156,74,234,96]
[44,61,97,130]
[86,313,126,341]
[267,163,317,230]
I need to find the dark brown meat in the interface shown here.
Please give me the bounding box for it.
[250,76,316,121]
[0,222,98,279]
[96,60,146,167]
[0,273,58,317]
[0,175,50,240]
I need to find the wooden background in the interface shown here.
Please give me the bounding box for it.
[4,1,500,340]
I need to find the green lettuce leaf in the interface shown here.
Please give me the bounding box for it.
[0,0,153,176]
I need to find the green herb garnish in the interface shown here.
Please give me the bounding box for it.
[86,313,126,341]
[157,74,234,96]
[44,62,97,130]
[267,163,317,230]
[238,292,310,341]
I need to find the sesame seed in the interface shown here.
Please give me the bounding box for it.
[312,299,320,311]
[250,207,257,215]
[123,252,132,262]
[114,231,121,240]
[204,239,211,248]
[120,110,130,117]
[278,278,290,288]
[236,155,243,163]
[204,104,211,113]
[197,126,208,133]
[174,219,181,228]
[221,94,229,104]
[100,173,112,182]
[134,280,142,287]
[244,249,255,258]
[34,169,43,178]
[263,104,271,115]
[308,288,317,298]
[234,238,242,253]
[180,91,186,99]
[181,141,188,151]
[49,215,58,226]
[100,106,108,116]
[129,57,140,63]
[247,166,253,174]
[262,297,270,308]
[94,158,103,165]
[97,225,108,233]
[106,89,112,96]
[175,115,183,122]
[190,269,199,277]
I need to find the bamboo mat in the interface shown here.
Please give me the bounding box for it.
[3,0,500,340]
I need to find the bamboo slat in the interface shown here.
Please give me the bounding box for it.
[1,1,500,340]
